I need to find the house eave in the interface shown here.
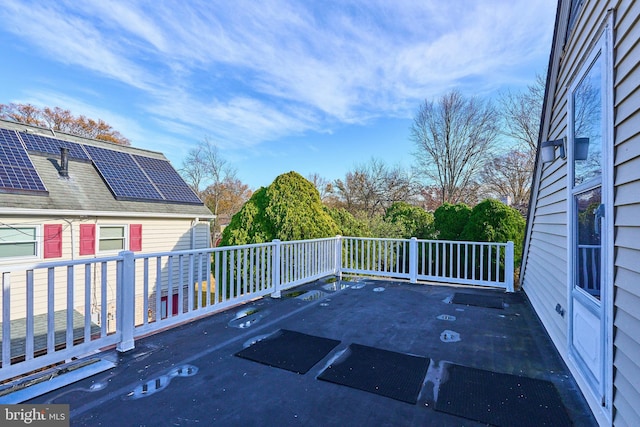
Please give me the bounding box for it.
[0,207,215,220]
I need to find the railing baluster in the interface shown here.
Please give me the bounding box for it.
[480,244,485,281]
[487,244,494,282]
[25,270,34,360]
[243,248,248,295]
[178,255,184,315]
[48,268,56,350]
[84,264,91,343]
[234,250,240,298]
[188,254,196,313]
[168,255,174,318]
[2,272,11,366]
[143,258,149,326]
[66,265,74,350]
[155,256,162,322]
[101,262,107,335]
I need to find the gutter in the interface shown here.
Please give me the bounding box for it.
[0,208,215,221]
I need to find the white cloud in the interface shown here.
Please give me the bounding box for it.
[1,0,555,150]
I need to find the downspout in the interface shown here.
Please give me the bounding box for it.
[63,219,75,260]
[190,218,199,250]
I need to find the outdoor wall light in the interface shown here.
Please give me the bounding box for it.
[541,137,566,163]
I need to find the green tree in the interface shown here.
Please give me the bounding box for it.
[220,187,272,245]
[220,172,339,246]
[384,202,435,239]
[433,203,472,240]
[461,199,525,265]
[326,207,371,237]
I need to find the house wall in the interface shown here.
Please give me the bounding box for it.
[611,1,640,425]
[523,1,640,425]
[0,216,211,324]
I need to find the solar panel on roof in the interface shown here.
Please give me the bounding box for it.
[84,145,164,201]
[19,132,89,160]
[133,155,202,204]
[0,129,47,194]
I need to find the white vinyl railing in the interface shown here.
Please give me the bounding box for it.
[341,237,514,289]
[0,236,513,382]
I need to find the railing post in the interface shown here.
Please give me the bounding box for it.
[117,251,135,352]
[334,235,342,280]
[271,239,281,298]
[505,241,515,293]
[409,237,418,284]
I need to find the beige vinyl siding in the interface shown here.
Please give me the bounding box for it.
[522,144,569,349]
[611,0,640,424]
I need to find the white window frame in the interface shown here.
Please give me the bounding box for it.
[98,225,128,253]
[0,225,41,261]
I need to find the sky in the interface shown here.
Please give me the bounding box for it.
[0,0,556,190]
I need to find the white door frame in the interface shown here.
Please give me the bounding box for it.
[566,16,614,417]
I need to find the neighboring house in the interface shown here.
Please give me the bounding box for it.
[214,214,232,246]
[0,119,213,347]
[521,1,639,425]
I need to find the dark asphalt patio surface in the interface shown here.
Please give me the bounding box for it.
[29,278,596,426]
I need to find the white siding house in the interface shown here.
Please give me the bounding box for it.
[521,1,640,425]
[0,120,213,358]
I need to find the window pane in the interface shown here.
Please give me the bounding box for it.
[574,187,601,300]
[573,54,602,186]
[0,227,37,242]
[0,242,36,257]
[99,238,124,251]
[101,227,124,239]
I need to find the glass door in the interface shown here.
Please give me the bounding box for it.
[568,37,608,404]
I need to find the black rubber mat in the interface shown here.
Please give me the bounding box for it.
[452,292,504,309]
[435,363,572,426]
[235,329,340,374]
[317,343,430,404]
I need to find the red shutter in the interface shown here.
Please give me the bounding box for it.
[130,224,142,252]
[43,224,63,258]
[79,224,96,255]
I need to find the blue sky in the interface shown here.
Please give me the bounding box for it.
[0,1,555,189]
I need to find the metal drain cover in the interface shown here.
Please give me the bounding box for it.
[440,330,461,343]
[125,364,198,400]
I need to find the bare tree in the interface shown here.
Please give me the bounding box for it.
[499,74,545,153]
[332,158,417,217]
[483,73,545,213]
[411,90,499,205]
[307,173,333,202]
[479,149,534,213]
[180,138,239,242]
